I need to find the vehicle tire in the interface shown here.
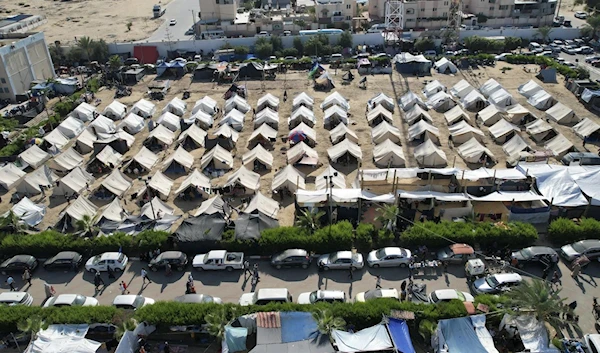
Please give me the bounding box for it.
[400,263,407,268]
[195,267,203,271]
[150,267,158,272]
[114,267,122,273]
[89,268,97,274]
[373,264,380,268]
[276,265,282,270]
[323,266,330,271]
[226,266,233,272]
[301,264,308,269]
[177,266,184,271]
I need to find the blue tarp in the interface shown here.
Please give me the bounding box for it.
[438,317,489,353]
[387,319,415,353]
[280,312,318,343]
[225,325,248,352]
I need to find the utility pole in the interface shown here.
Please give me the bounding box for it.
[191,10,197,37]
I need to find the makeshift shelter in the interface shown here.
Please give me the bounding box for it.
[545,134,574,157]
[98,169,132,198]
[157,61,185,77]
[488,88,516,108]
[526,119,554,142]
[331,324,393,353]
[404,105,434,125]
[88,115,116,134]
[546,102,576,124]
[503,134,530,158]
[368,93,395,112]
[90,145,123,171]
[537,67,557,83]
[76,129,96,154]
[489,119,520,143]
[374,139,406,167]
[17,166,58,195]
[140,197,176,220]
[118,113,145,134]
[434,57,458,74]
[399,91,426,111]
[131,99,156,118]
[19,145,50,169]
[366,105,393,126]
[162,97,186,116]
[145,124,175,149]
[476,104,503,126]
[448,120,485,144]
[243,192,280,219]
[147,171,174,199]
[157,112,181,132]
[423,80,446,97]
[44,129,69,150]
[393,52,432,74]
[457,137,495,163]
[254,108,279,128]
[528,90,555,110]
[573,118,600,140]
[386,319,416,353]
[219,109,245,131]
[314,71,335,90]
[103,100,127,120]
[506,104,533,124]
[518,80,544,98]
[327,139,362,163]
[243,144,274,170]
[372,121,402,144]
[58,116,85,138]
[480,79,502,97]
[163,146,194,173]
[73,102,96,121]
[234,213,279,240]
[426,91,455,112]
[0,163,25,190]
[316,165,346,189]
[54,167,94,196]
[224,166,261,191]
[257,93,279,112]
[225,95,251,114]
[414,139,447,167]
[249,123,277,145]
[408,119,440,144]
[529,169,587,207]
[178,124,206,149]
[289,122,317,146]
[192,96,218,116]
[287,141,319,165]
[175,213,227,250]
[444,105,470,125]
[450,79,475,99]
[330,123,359,144]
[125,146,159,173]
[23,325,102,353]
[213,124,239,143]
[200,145,234,170]
[461,90,487,111]
[288,106,316,127]
[174,169,211,199]
[499,316,560,353]
[239,61,273,79]
[435,317,492,353]
[10,197,46,227]
[320,91,349,111]
[186,109,214,129]
[292,92,314,110]
[323,105,349,128]
[272,165,306,192]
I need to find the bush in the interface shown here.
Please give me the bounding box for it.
[0,306,117,332]
[355,223,374,252]
[504,55,589,79]
[414,38,435,52]
[548,217,600,245]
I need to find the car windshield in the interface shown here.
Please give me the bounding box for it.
[274,252,289,261]
[572,242,588,253]
[456,291,466,301]
[375,249,387,259]
[202,295,214,303]
[520,248,533,259]
[133,296,145,307]
[364,290,381,300]
[430,292,440,303]
[73,295,86,306]
[485,276,500,288]
[91,255,101,264]
[309,291,318,303]
[329,253,339,262]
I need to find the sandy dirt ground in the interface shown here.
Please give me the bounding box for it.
[0,61,596,231]
[0,0,171,44]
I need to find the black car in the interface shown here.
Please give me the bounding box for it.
[0,255,37,275]
[271,249,312,269]
[44,251,83,270]
[511,246,558,268]
[148,251,188,271]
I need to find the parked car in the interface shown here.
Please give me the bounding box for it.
[0,292,33,306]
[584,334,600,353]
[174,294,223,304]
[471,273,523,294]
[367,247,412,268]
[428,289,474,304]
[297,290,346,304]
[85,252,128,273]
[0,255,37,275]
[561,239,600,261]
[169,19,177,26]
[575,11,588,19]
[592,60,600,68]
[585,55,600,63]
[271,249,311,269]
[256,31,270,37]
[149,251,188,272]
[436,244,475,264]
[511,246,558,267]
[112,295,155,310]
[193,250,243,271]
[355,288,399,302]
[44,251,83,270]
[318,251,364,270]
[44,294,99,307]
[283,30,292,36]
[580,46,594,54]
[239,288,292,306]
[562,46,577,54]
[495,53,513,61]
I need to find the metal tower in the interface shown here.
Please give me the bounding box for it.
[384,0,403,30]
[444,0,462,42]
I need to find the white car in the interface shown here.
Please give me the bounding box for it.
[0,292,33,306]
[471,273,523,294]
[169,19,177,26]
[367,247,412,268]
[584,334,600,353]
[297,290,346,304]
[44,294,99,308]
[174,294,223,304]
[239,288,292,306]
[355,288,399,302]
[575,11,588,19]
[318,251,364,270]
[428,289,474,304]
[494,53,512,61]
[256,31,270,37]
[112,295,155,310]
[85,252,128,273]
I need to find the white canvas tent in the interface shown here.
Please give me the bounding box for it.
[0,163,25,190]
[518,80,544,98]
[76,129,96,154]
[131,99,156,118]
[249,123,277,144]
[434,57,458,74]
[546,102,576,124]
[54,167,94,196]
[480,79,502,97]
[219,109,245,131]
[96,130,135,151]
[450,79,474,98]
[506,104,532,124]
[140,197,174,219]
[426,91,455,112]
[272,165,305,192]
[573,118,600,139]
[44,129,69,150]
[96,198,127,224]
[366,105,393,125]
[414,139,447,167]
[178,124,206,148]
[19,145,50,169]
[287,141,319,165]
[404,105,433,125]
[477,104,503,126]
[488,88,516,108]
[461,90,487,111]
[224,166,261,191]
[162,97,186,116]
[17,166,58,195]
[59,196,98,226]
[448,120,485,144]
[289,122,317,145]
[528,90,555,110]
[323,105,349,126]
[101,169,132,197]
[118,113,145,134]
[88,115,116,134]
[103,100,127,120]
[192,96,217,115]
[292,92,314,110]
[214,124,239,143]
[146,124,175,146]
[193,195,225,216]
[95,145,123,168]
[147,171,174,199]
[257,93,279,112]
[163,146,194,172]
[127,146,159,172]
[489,119,520,143]
[372,121,402,144]
[320,91,349,111]
[174,169,211,197]
[243,192,279,219]
[316,165,346,189]
[242,144,274,169]
[423,80,446,97]
[330,123,359,144]
[331,325,393,353]
[225,95,251,114]
[10,197,46,226]
[545,134,574,157]
[457,137,495,163]
[526,119,554,142]
[408,119,440,144]
[327,139,362,163]
[399,91,426,111]
[73,102,96,121]
[254,108,279,128]
[368,93,395,112]
[200,145,233,170]
[289,106,316,127]
[444,105,470,125]
[58,116,85,138]
[157,112,181,132]
[373,139,406,167]
[502,134,530,158]
[187,109,214,129]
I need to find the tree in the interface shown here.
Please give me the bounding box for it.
[282,47,299,57]
[338,31,353,49]
[255,42,273,59]
[294,19,307,29]
[504,37,522,51]
[375,204,399,231]
[67,46,85,65]
[115,318,137,340]
[586,15,600,38]
[108,55,122,69]
[18,316,48,343]
[535,26,552,43]
[312,309,345,342]
[91,39,109,62]
[270,35,283,53]
[205,306,236,346]
[0,210,27,234]
[76,214,98,237]
[295,208,325,233]
[581,25,595,38]
[293,36,304,56]
[414,37,435,52]
[77,36,95,61]
[233,46,249,55]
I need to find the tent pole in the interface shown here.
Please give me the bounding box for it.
[392,169,397,194]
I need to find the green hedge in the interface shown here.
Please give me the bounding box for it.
[0,306,118,332]
[548,217,600,245]
[400,221,538,248]
[504,55,589,79]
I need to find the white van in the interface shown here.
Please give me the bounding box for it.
[239,288,293,306]
[528,42,541,51]
[367,24,387,33]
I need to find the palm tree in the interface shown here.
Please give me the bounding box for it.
[312,309,345,342]
[504,279,570,330]
[205,306,236,351]
[115,318,138,340]
[535,26,552,43]
[18,316,48,343]
[0,210,27,234]
[375,204,399,231]
[77,36,95,61]
[108,55,122,69]
[76,214,98,237]
[295,208,325,234]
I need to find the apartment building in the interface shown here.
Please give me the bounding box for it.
[315,0,357,28]
[0,32,54,102]
[199,0,238,22]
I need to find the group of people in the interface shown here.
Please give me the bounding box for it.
[4,268,33,291]
[243,261,260,285]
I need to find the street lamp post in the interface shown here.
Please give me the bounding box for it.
[323,171,338,227]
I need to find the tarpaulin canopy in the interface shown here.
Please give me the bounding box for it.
[387,319,415,353]
[96,198,127,225]
[372,121,402,144]
[527,90,554,110]
[460,90,487,110]
[11,197,46,226]
[437,317,490,353]
[192,96,218,115]
[220,108,245,131]
[128,146,159,172]
[444,105,470,125]
[224,166,261,191]
[118,113,145,134]
[76,129,96,154]
[174,168,211,195]
[178,123,207,148]
[489,119,519,141]
[17,166,58,195]
[201,145,233,170]
[526,119,554,141]
[426,91,455,112]
[366,104,393,125]
[73,102,96,121]
[470,190,547,202]
[544,133,573,157]
[534,169,588,206]
[470,315,499,353]
[58,116,85,138]
[434,57,457,74]
[186,109,214,129]
[476,104,503,126]
[462,168,526,180]
[157,111,181,132]
[243,192,280,219]
[103,100,127,120]
[54,167,94,196]
[175,214,227,244]
[546,102,576,124]
[243,144,274,169]
[287,142,319,165]
[234,213,279,240]
[316,165,346,189]
[296,188,395,204]
[225,95,251,114]
[518,80,544,98]
[255,108,279,128]
[292,92,314,110]
[404,105,433,125]
[214,124,239,143]
[450,79,474,99]
[148,171,174,199]
[448,120,484,144]
[147,124,175,145]
[408,119,440,144]
[500,315,559,353]
[331,324,393,353]
[0,163,26,190]
[162,97,187,116]
[250,123,278,143]
[327,139,362,162]
[24,325,101,353]
[257,93,280,111]
[488,88,516,108]
[131,99,156,118]
[480,79,502,97]
[320,91,349,111]
[423,80,446,97]
[163,146,194,171]
[140,197,175,219]
[19,145,51,169]
[194,195,227,216]
[506,104,532,124]
[457,137,495,163]
[368,93,395,112]
[323,105,348,126]
[272,165,305,192]
[573,117,600,138]
[101,169,132,197]
[414,139,447,167]
[502,134,530,158]
[374,139,406,167]
[399,91,426,112]
[330,123,358,144]
[398,189,470,201]
[289,106,316,127]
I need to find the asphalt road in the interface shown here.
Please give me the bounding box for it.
[146,0,199,42]
[2,257,599,337]
[558,51,600,82]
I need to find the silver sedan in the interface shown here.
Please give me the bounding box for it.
[367,247,412,268]
[318,251,364,270]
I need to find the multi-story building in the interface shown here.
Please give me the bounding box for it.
[314,0,356,28]
[0,32,54,102]
[199,0,238,23]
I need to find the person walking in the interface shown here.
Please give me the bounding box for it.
[141,268,151,284]
[571,262,582,279]
[44,282,55,298]
[165,263,172,276]
[551,271,561,288]
[187,273,194,284]
[375,275,382,289]
[347,267,354,280]
[94,272,104,290]
[119,281,127,295]
[6,276,16,291]
[22,268,32,285]
[243,260,251,276]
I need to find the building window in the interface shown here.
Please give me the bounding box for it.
[407,18,415,21]
[499,5,508,9]
[346,4,351,9]
[550,3,555,8]
[406,8,415,13]
[346,15,351,20]
[442,12,447,16]
[489,6,494,10]
[0,78,5,84]
[444,1,448,5]
[432,7,437,11]
[3,88,7,93]
[216,0,219,3]
[421,8,425,11]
